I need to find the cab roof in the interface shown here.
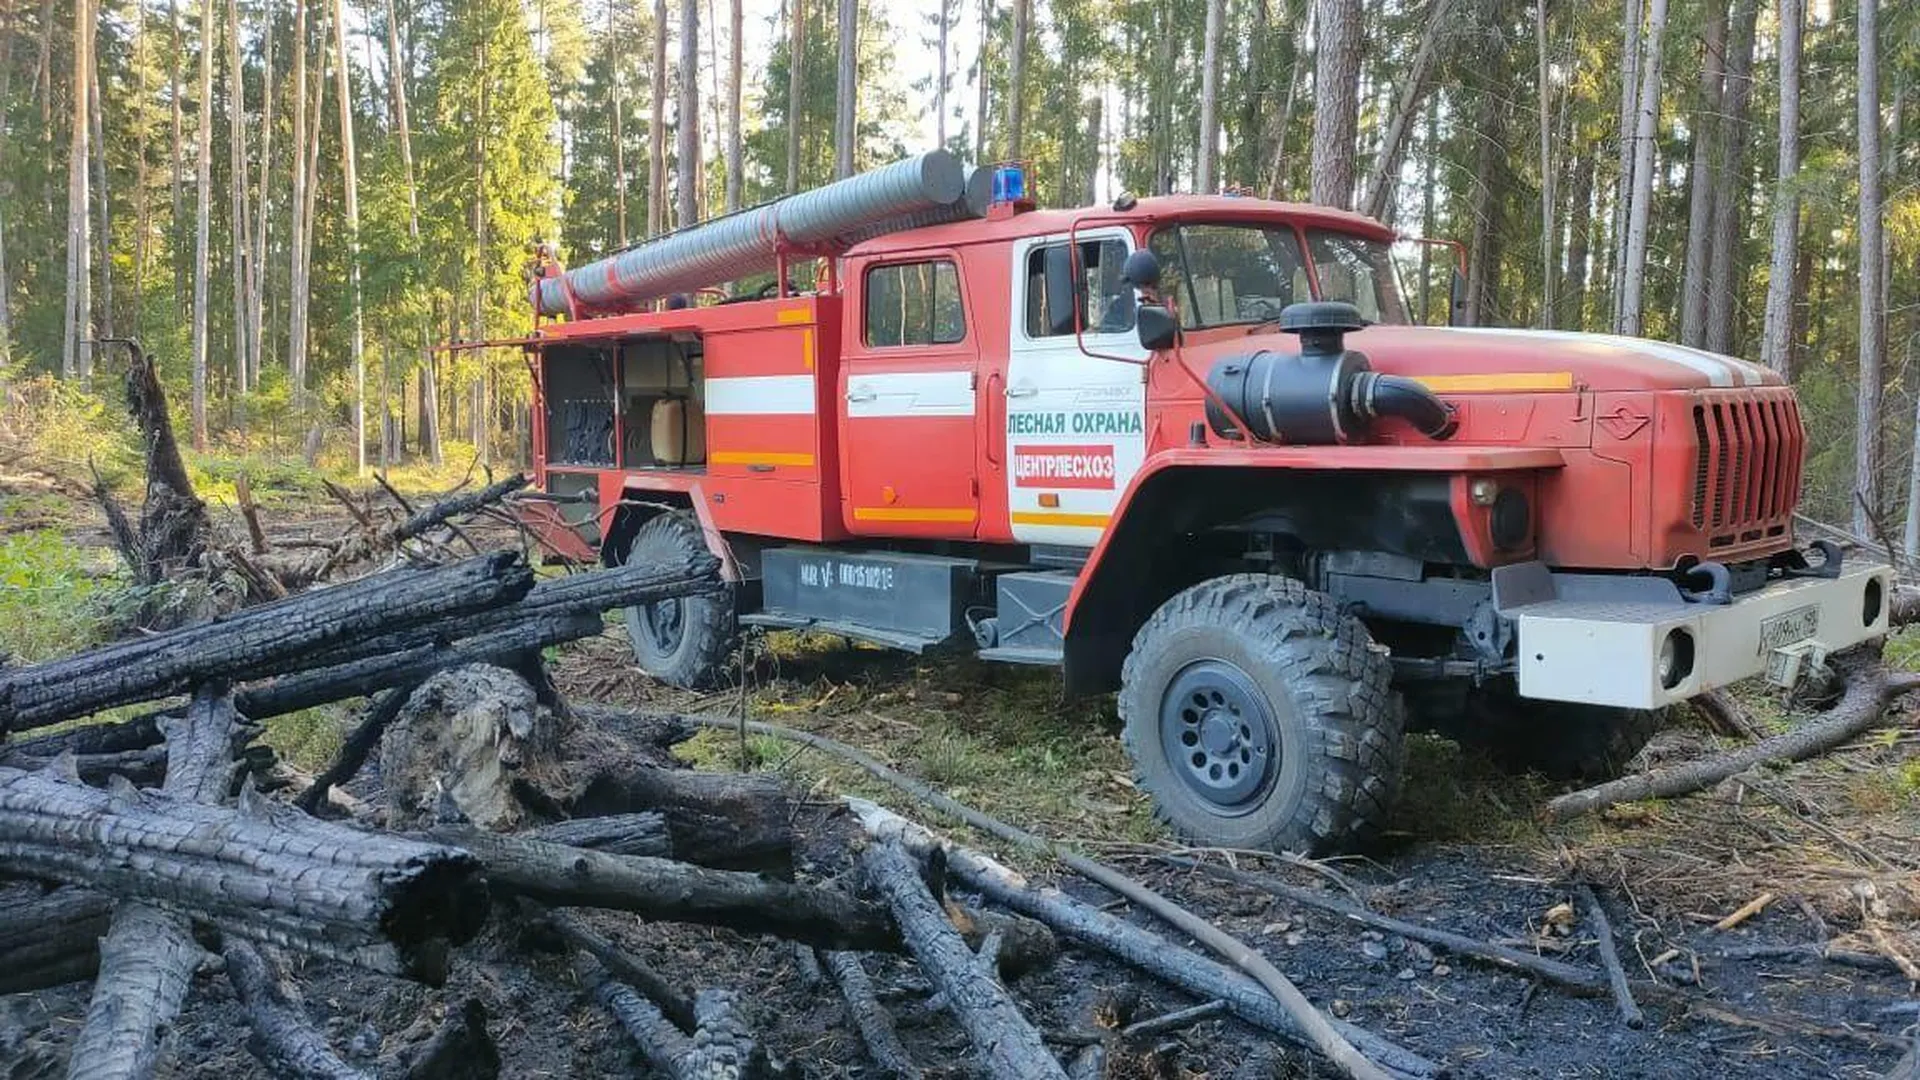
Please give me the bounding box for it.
[843,194,1398,256]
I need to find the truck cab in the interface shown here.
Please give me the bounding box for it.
[520,159,1890,855]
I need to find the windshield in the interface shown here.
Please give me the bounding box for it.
[1147,223,1411,328]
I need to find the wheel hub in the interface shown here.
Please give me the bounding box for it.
[1161,660,1277,812]
[640,597,685,654]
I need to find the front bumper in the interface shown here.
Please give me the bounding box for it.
[1497,561,1893,709]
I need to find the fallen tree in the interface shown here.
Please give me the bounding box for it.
[0,886,113,994]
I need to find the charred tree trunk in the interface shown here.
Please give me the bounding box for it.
[225,941,374,1080]
[543,907,696,1031]
[569,761,791,873]
[0,886,113,994]
[594,977,770,1080]
[525,813,670,857]
[822,951,921,1078]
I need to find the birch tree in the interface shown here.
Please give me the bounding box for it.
[1758,0,1801,375]
[61,0,92,378]
[332,0,367,472]
[1608,0,1642,316]
[1196,0,1222,193]
[192,0,213,444]
[1855,0,1883,535]
[1310,0,1362,208]
[1614,0,1667,337]
[835,0,856,178]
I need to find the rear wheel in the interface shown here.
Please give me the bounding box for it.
[1117,575,1404,855]
[620,512,736,689]
[1410,679,1663,781]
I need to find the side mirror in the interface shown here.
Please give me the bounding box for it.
[1122,249,1161,290]
[1137,303,1178,351]
[1043,245,1080,335]
[1448,267,1470,327]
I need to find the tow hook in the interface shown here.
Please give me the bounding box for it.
[1680,561,1733,605]
[1782,539,1845,580]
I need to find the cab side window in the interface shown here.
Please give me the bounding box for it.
[865,260,966,347]
[1024,238,1136,337]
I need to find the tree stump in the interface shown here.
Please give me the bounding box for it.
[380,665,558,831]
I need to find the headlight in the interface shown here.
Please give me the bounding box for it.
[1490,488,1530,551]
[1659,628,1696,689]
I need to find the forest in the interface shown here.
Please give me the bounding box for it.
[0,0,1913,532]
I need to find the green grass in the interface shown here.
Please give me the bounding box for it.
[0,528,124,662]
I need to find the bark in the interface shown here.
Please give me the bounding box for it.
[1854,0,1884,536]
[225,941,374,1080]
[294,686,414,815]
[116,340,214,586]
[88,26,110,345]
[525,813,671,857]
[1679,7,1727,347]
[0,551,534,732]
[973,0,989,163]
[1309,0,1362,208]
[1463,87,1506,327]
[725,0,742,212]
[191,0,214,443]
[1263,0,1310,198]
[676,0,699,225]
[1003,0,1027,161]
[170,0,184,319]
[569,760,792,873]
[1361,0,1452,221]
[1574,883,1644,1028]
[1615,0,1668,336]
[250,0,272,387]
[1704,0,1756,355]
[648,0,666,232]
[1759,0,1801,376]
[834,0,857,178]
[1563,154,1594,329]
[1609,0,1642,323]
[289,0,310,394]
[821,951,921,1078]
[1,713,164,761]
[1534,0,1554,324]
[228,0,253,395]
[128,1,148,338]
[1546,660,1920,820]
[544,907,695,1031]
[857,840,1066,1079]
[333,0,367,473]
[595,980,770,1080]
[934,0,949,149]
[852,801,1439,1079]
[380,665,553,831]
[781,0,805,194]
[1195,0,1223,192]
[432,828,898,951]
[608,0,628,244]
[61,0,92,379]
[0,763,489,980]
[0,886,113,994]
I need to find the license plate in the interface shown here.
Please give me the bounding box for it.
[1759,605,1820,654]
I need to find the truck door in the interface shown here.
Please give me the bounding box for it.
[1004,229,1149,550]
[839,254,981,537]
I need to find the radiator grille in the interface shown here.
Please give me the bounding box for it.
[1690,390,1803,547]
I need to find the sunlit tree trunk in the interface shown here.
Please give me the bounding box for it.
[934,0,949,149]
[1615,0,1667,337]
[786,0,804,192]
[1309,0,1360,208]
[1704,0,1756,356]
[250,0,270,379]
[170,0,185,320]
[1855,0,1883,535]
[192,0,213,444]
[386,0,436,463]
[1264,0,1311,198]
[62,0,92,378]
[678,0,700,221]
[973,0,989,163]
[288,0,311,395]
[609,0,628,244]
[88,26,111,344]
[649,0,666,231]
[1006,0,1026,159]
[1759,0,1801,376]
[0,0,13,366]
[1534,0,1554,326]
[1563,153,1594,329]
[834,0,856,178]
[725,0,742,212]
[1362,0,1450,222]
[227,0,252,394]
[331,0,366,472]
[1678,6,1725,347]
[1196,0,1222,192]
[1608,0,1642,327]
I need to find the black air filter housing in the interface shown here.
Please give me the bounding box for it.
[1205,302,1371,444]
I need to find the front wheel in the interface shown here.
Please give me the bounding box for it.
[1118,575,1405,855]
[620,512,736,689]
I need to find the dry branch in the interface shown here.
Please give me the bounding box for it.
[1546,659,1920,820]
[224,940,374,1080]
[543,907,695,1031]
[592,976,770,1080]
[1575,883,1644,1028]
[295,686,415,815]
[317,474,528,579]
[820,950,921,1079]
[524,813,670,858]
[430,827,896,951]
[0,551,534,733]
[858,839,1067,1078]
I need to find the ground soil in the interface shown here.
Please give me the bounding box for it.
[3,468,1917,1079]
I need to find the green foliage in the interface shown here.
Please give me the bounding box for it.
[0,527,123,662]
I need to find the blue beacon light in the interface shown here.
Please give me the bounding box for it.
[991,164,1028,204]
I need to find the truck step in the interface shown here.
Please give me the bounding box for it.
[738,612,948,654]
[756,547,992,650]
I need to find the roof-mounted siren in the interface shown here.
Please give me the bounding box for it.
[987,162,1035,218]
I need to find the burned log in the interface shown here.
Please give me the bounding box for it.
[592,975,771,1080]
[0,886,113,994]
[381,666,554,831]
[1,713,162,759]
[431,827,895,952]
[0,763,488,981]
[379,998,501,1080]
[225,941,374,1080]
[295,687,416,815]
[569,765,792,874]
[525,813,671,858]
[857,839,1067,1079]
[0,551,534,733]
[318,475,530,579]
[542,907,696,1032]
[821,951,922,1079]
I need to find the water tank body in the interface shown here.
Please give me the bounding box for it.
[536,152,969,316]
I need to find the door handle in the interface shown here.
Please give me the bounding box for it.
[1006,382,1039,398]
[846,387,877,403]
[985,371,1002,467]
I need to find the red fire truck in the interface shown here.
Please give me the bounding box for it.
[516,152,1890,854]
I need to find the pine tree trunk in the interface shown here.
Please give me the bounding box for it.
[249,0,270,382]
[1759,0,1801,375]
[1563,153,1593,329]
[192,0,214,445]
[383,0,435,463]
[228,0,252,395]
[0,1,12,367]
[1263,0,1309,198]
[1855,0,1884,535]
[649,0,667,231]
[677,0,700,223]
[1196,0,1223,193]
[1534,0,1554,327]
[1615,0,1668,337]
[1005,0,1027,160]
[61,0,92,379]
[973,0,990,163]
[332,0,366,473]
[1464,88,1505,327]
[608,1,628,244]
[88,33,111,348]
[1608,0,1643,328]
[170,0,184,320]
[834,0,856,178]
[784,0,803,193]
[288,0,309,394]
[1309,0,1361,208]
[1361,0,1450,221]
[1704,0,1756,356]
[725,0,742,211]
[934,0,950,149]
[1678,6,1725,347]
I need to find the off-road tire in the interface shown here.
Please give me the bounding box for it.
[621,512,736,689]
[1117,575,1405,855]
[1413,679,1663,781]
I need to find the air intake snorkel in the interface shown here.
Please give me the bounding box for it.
[1203,301,1457,444]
